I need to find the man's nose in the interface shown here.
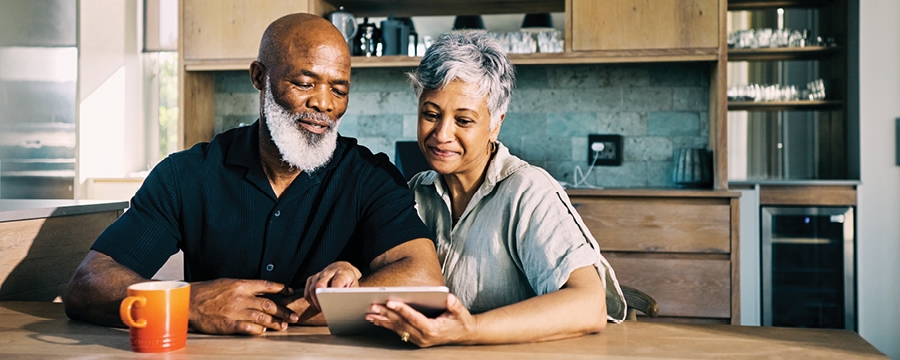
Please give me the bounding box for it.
[306,86,333,113]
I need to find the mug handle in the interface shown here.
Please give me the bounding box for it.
[120,296,148,328]
[345,17,358,39]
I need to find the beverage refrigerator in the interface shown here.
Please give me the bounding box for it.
[761,206,855,330]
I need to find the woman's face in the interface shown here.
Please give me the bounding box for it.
[417,80,502,178]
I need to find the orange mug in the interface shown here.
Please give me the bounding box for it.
[119,281,190,353]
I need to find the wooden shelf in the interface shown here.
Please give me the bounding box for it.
[320,0,564,17]
[728,99,842,111]
[728,0,833,10]
[728,46,839,61]
[183,49,719,71]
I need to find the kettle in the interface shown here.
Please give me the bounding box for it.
[327,6,358,49]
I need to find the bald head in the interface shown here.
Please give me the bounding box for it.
[257,13,349,69]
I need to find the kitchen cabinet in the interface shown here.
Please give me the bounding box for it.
[183,0,314,61]
[570,0,719,53]
[568,189,741,324]
[0,200,128,301]
[179,0,731,190]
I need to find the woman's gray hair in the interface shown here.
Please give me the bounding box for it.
[409,31,515,129]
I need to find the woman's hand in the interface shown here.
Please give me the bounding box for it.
[304,261,362,310]
[365,293,477,348]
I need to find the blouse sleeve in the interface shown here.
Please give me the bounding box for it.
[508,168,601,296]
[508,167,628,322]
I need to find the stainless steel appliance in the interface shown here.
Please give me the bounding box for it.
[761,206,855,330]
[326,6,357,50]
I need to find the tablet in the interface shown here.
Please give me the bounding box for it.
[315,286,449,336]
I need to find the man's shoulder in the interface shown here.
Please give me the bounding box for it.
[335,136,396,172]
[168,125,249,164]
[336,136,385,163]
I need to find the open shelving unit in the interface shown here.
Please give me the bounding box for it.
[727,45,839,61]
[725,0,850,181]
[728,99,842,111]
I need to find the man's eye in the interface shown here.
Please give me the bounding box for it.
[332,89,347,97]
[294,82,313,90]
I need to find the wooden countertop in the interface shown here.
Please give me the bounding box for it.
[0,301,885,359]
[0,199,129,222]
[566,188,741,198]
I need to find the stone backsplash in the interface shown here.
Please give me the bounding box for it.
[214,62,710,188]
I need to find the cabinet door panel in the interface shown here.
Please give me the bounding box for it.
[0,212,120,301]
[572,0,719,51]
[571,197,732,253]
[183,0,310,61]
[606,254,731,318]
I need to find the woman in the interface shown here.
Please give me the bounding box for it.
[365,31,626,347]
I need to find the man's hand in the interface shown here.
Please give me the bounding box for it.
[304,261,362,310]
[189,278,300,335]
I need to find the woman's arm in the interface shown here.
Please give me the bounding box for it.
[464,265,607,344]
[367,265,606,347]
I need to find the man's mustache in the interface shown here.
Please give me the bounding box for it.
[293,111,335,126]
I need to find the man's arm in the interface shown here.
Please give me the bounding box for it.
[64,250,301,335]
[302,238,444,312]
[361,238,444,287]
[64,250,147,327]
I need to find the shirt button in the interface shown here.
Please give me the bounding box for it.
[266,264,274,272]
[274,210,281,217]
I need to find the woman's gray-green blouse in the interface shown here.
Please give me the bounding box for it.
[408,142,627,322]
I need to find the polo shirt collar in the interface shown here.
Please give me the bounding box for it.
[223,120,348,200]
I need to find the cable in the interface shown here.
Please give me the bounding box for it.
[571,149,603,189]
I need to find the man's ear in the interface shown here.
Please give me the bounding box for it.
[250,61,266,91]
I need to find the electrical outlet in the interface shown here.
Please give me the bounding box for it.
[587,134,622,166]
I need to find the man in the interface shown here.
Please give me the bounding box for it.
[63,13,443,335]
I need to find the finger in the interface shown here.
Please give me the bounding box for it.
[444,294,468,317]
[312,270,334,289]
[192,318,268,335]
[240,307,289,331]
[370,304,430,347]
[366,304,406,333]
[305,275,322,311]
[328,270,359,288]
[233,320,269,335]
[385,300,431,324]
[251,298,300,324]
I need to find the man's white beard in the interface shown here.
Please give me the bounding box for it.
[263,79,339,172]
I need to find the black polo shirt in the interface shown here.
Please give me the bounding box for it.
[92,121,432,287]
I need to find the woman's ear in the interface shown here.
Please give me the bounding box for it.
[490,113,505,141]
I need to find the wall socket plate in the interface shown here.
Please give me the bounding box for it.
[587,134,622,166]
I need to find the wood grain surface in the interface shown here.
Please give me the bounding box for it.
[0,212,119,301]
[572,197,732,253]
[606,254,732,319]
[571,0,719,51]
[182,0,311,61]
[759,185,857,206]
[0,301,886,359]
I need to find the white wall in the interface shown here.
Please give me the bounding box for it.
[858,1,900,358]
[75,0,145,198]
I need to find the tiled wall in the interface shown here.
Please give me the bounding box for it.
[214,62,710,188]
